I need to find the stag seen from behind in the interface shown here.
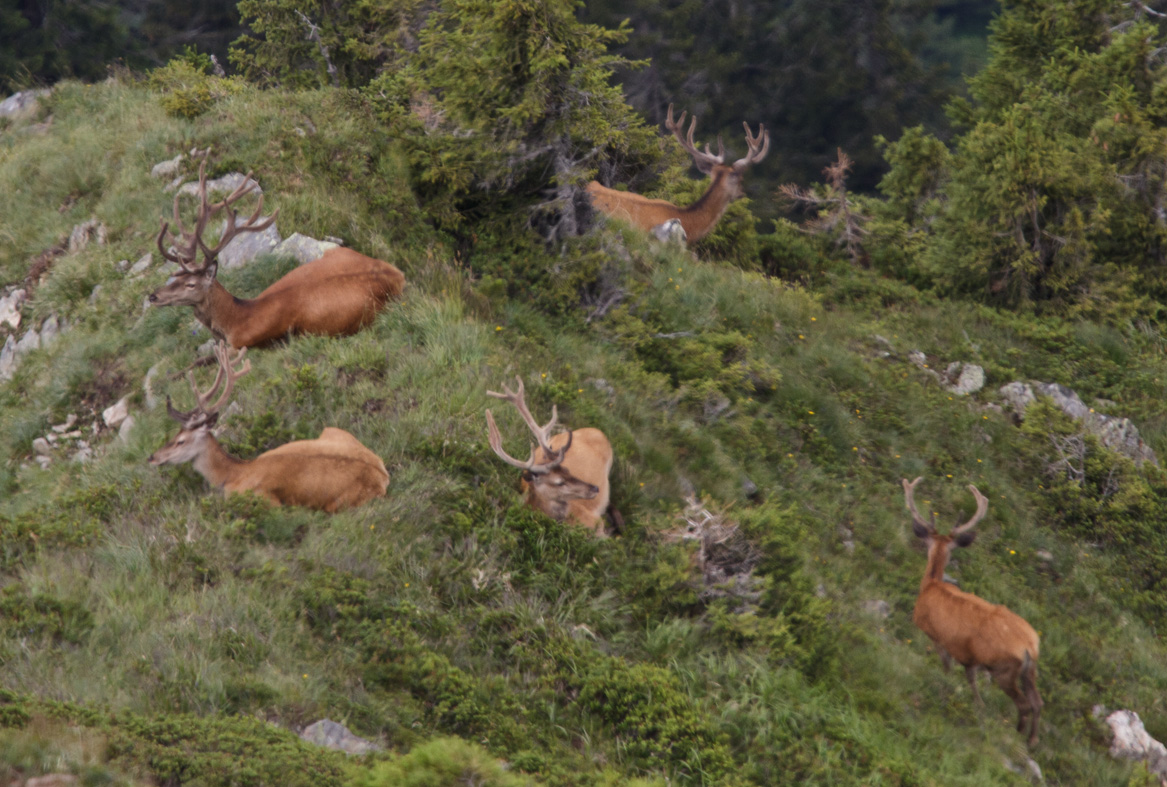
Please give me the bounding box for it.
[903,477,1042,746]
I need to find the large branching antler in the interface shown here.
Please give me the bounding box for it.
[166,340,251,427]
[733,120,770,170]
[485,376,572,475]
[902,476,936,535]
[952,485,989,535]
[665,103,725,172]
[155,152,279,274]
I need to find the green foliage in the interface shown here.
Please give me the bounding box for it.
[1021,400,1167,622]
[884,0,1167,318]
[232,0,428,88]
[354,737,534,786]
[148,57,244,119]
[573,659,733,781]
[364,0,659,231]
[0,584,92,646]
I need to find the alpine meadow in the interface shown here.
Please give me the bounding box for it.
[7,0,1167,784]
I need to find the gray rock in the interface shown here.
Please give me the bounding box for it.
[68,219,106,254]
[128,252,153,276]
[178,172,262,198]
[151,154,184,179]
[32,437,51,456]
[118,415,136,444]
[0,288,25,329]
[16,328,40,356]
[299,719,382,755]
[102,397,130,428]
[861,600,891,619]
[89,284,103,305]
[72,444,94,464]
[944,362,985,396]
[998,382,1036,416]
[39,314,59,347]
[51,414,77,433]
[999,380,1157,465]
[273,232,339,265]
[1033,382,1090,420]
[25,774,79,787]
[144,363,163,410]
[1004,756,1044,784]
[197,339,216,356]
[0,89,49,120]
[1105,710,1167,783]
[164,175,184,193]
[1036,550,1054,562]
[741,476,759,498]
[0,334,14,380]
[651,218,688,245]
[217,217,281,269]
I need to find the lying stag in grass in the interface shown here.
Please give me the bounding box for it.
[148,154,405,348]
[586,104,769,242]
[485,376,615,535]
[903,477,1042,746]
[150,341,389,512]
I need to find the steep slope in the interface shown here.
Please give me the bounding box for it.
[2,80,1167,785]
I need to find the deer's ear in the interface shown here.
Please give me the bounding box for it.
[204,261,218,280]
[954,530,977,548]
[912,520,931,540]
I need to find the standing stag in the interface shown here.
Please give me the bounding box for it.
[903,477,1042,746]
[586,104,769,242]
[148,155,405,348]
[150,341,389,512]
[485,377,614,535]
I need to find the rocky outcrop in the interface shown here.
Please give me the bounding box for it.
[217,217,281,269]
[0,89,49,121]
[274,232,340,264]
[1101,708,1167,785]
[0,288,25,329]
[908,351,985,396]
[998,381,1157,465]
[299,719,382,755]
[0,315,65,382]
[67,219,106,254]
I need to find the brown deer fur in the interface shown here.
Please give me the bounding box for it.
[150,247,405,348]
[149,343,388,513]
[147,153,404,348]
[485,377,614,535]
[586,104,769,242]
[904,477,1042,746]
[520,428,614,533]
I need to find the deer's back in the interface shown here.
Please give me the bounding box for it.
[914,581,1038,667]
[238,248,404,344]
[226,427,389,512]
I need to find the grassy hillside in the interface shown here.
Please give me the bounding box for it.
[3,79,1167,785]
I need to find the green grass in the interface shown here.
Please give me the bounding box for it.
[3,77,1167,785]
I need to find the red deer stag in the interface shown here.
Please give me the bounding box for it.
[903,477,1042,746]
[485,376,614,535]
[150,341,389,512]
[148,156,405,349]
[586,104,769,242]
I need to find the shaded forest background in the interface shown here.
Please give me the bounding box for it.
[1,0,996,194]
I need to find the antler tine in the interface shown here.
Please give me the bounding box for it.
[902,477,936,534]
[485,409,537,471]
[664,103,724,168]
[734,121,770,169]
[485,377,571,468]
[188,341,249,416]
[952,484,989,535]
